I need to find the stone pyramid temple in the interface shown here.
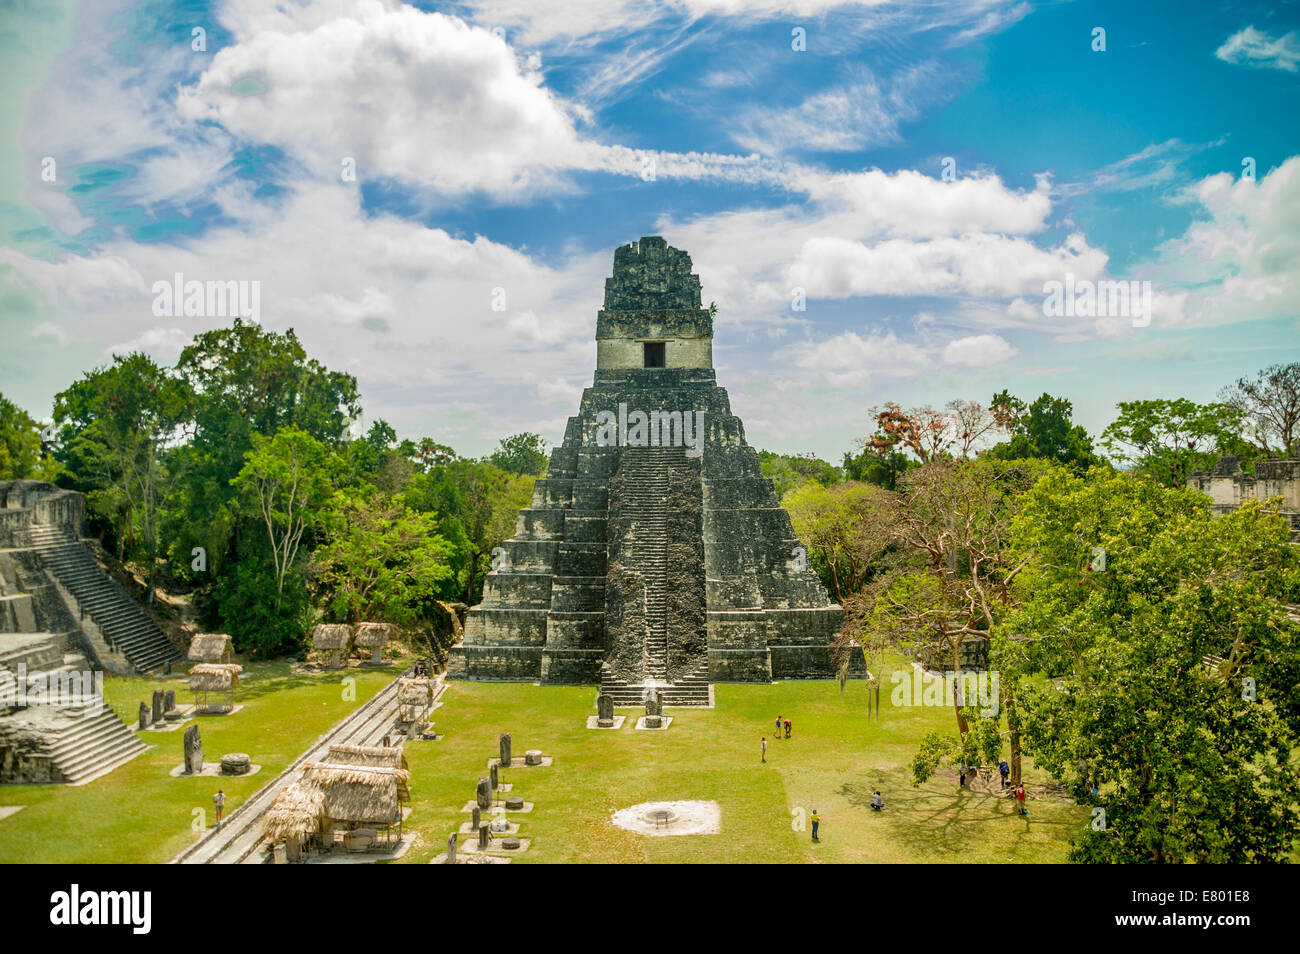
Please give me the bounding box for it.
[447,237,862,703]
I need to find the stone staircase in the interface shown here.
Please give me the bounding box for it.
[45,703,147,784]
[599,660,712,707]
[620,446,672,680]
[25,525,180,673]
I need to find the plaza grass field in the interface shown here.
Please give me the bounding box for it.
[0,662,394,864]
[399,671,1086,864]
[0,660,1088,863]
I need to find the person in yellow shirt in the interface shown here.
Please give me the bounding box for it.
[811,809,821,842]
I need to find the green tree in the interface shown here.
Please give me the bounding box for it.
[232,427,336,606]
[1003,469,1300,862]
[52,353,192,600]
[310,486,455,624]
[406,457,535,604]
[489,432,549,476]
[167,319,359,610]
[759,450,843,500]
[783,480,890,602]
[0,393,54,480]
[1099,398,1246,486]
[988,391,1099,472]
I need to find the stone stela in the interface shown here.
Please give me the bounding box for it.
[597,692,615,727]
[447,237,864,705]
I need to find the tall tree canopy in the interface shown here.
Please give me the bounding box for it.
[1099,398,1246,486]
[1002,469,1300,862]
[784,480,890,603]
[987,391,1099,472]
[488,432,549,476]
[52,353,192,599]
[0,393,54,481]
[1219,361,1300,459]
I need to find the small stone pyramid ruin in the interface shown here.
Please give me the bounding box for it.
[447,237,863,703]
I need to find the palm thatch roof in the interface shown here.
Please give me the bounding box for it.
[261,780,326,842]
[188,633,234,663]
[312,623,352,651]
[300,761,409,823]
[324,744,408,772]
[353,622,392,649]
[188,663,243,691]
[397,677,434,707]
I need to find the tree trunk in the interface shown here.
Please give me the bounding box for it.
[952,639,969,737]
[463,549,482,605]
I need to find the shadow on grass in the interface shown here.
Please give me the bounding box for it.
[839,778,1082,856]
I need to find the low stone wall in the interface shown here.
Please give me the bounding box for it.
[770,643,866,679]
[448,646,543,681]
[708,647,772,682]
[540,648,603,683]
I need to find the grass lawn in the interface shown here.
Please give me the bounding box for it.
[399,674,1088,864]
[0,661,395,864]
[0,656,1088,863]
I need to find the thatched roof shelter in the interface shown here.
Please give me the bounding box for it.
[312,623,352,651]
[397,676,434,724]
[189,663,242,712]
[325,744,408,772]
[397,677,433,707]
[300,761,410,827]
[188,633,234,664]
[188,663,243,691]
[353,622,392,649]
[261,780,326,843]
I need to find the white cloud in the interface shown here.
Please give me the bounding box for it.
[731,66,941,154]
[942,333,1016,367]
[178,6,589,198]
[1149,157,1300,328]
[789,232,1106,300]
[107,327,192,362]
[793,329,930,387]
[30,322,70,346]
[1215,26,1300,72]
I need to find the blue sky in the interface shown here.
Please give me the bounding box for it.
[2,0,1298,460]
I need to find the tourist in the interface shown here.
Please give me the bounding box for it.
[871,791,884,811]
[811,809,820,842]
[1015,783,1028,816]
[760,736,767,763]
[958,765,967,787]
[776,715,782,738]
[784,718,791,739]
[998,759,1010,788]
[213,789,226,829]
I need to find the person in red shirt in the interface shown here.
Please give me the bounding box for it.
[1015,783,1028,816]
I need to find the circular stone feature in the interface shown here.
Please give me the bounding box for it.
[612,800,721,837]
[504,796,525,810]
[525,749,543,765]
[220,753,251,776]
[642,807,678,827]
[501,837,522,850]
[490,818,510,832]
